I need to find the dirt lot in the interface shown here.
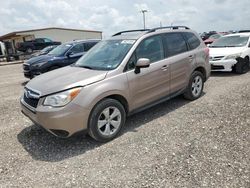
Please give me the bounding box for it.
[0,64,249,187]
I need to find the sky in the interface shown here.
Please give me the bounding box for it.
[0,0,250,37]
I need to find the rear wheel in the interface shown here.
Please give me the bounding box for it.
[88,98,126,142]
[184,71,204,100]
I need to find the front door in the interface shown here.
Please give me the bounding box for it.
[126,35,171,110]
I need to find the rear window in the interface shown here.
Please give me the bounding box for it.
[163,33,188,57]
[183,32,201,50]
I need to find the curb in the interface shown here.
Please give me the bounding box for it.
[0,61,23,67]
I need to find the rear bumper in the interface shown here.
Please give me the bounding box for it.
[210,59,237,71]
[20,97,90,137]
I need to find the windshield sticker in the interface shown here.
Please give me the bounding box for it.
[121,40,135,44]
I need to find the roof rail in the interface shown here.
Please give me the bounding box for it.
[147,26,190,33]
[112,29,149,36]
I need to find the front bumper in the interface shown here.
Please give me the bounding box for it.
[210,59,237,72]
[23,63,42,79]
[20,97,90,137]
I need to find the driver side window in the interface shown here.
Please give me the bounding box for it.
[126,35,164,71]
[69,43,84,54]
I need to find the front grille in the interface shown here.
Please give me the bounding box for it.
[211,65,224,70]
[23,88,40,108]
[23,95,39,108]
[23,64,30,71]
[210,56,224,61]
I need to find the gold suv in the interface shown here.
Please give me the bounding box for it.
[21,26,210,142]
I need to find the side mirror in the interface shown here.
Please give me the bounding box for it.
[66,51,73,58]
[135,58,150,74]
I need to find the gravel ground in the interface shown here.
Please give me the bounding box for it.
[0,64,249,188]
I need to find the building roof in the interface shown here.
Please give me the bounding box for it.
[0,27,102,40]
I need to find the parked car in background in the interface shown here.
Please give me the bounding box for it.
[204,33,223,45]
[201,31,217,40]
[23,39,100,78]
[209,33,250,73]
[20,26,210,142]
[30,45,58,58]
[0,41,6,58]
[238,30,250,33]
[16,38,61,53]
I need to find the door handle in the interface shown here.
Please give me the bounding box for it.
[161,65,169,71]
[189,55,194,61]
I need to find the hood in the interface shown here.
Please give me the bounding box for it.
[26,66,108,96]
[209,47,245,57]
[26,54,61,65]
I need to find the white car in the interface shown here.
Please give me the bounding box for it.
[209,33,250,73]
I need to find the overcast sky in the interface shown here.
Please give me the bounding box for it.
[0,0,249,37]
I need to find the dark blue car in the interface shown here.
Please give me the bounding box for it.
[23,39,100,78]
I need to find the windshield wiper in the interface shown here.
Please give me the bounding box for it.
[79,65,93,69]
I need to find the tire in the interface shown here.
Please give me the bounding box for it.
[235,57,249,74]
[88,98,126,142]
[183,71,204,101]
[26,48,33,54]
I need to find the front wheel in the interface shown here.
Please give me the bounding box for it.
[235,57,249,74]
[183,71,204,100]
[88,98,126,142]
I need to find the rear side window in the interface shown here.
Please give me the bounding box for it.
[163,33,188,57]
[182,32,201,50]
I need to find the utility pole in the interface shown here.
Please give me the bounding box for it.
[140,10,148,29]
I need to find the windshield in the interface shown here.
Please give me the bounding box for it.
[210,35,249,47]
[48,44,72,56]
[75,39,135,70]
[41,46,52,53]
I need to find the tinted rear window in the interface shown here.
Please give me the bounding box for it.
[183,32,201,50]
[163,33,188,57]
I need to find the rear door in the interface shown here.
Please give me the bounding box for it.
[126,35,171,110]
[162,32,192,94]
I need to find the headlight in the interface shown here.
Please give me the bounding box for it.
[224,53,241,60]
[43,87,82,107]
[32,61,48,68]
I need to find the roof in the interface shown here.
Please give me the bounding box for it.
[110,26,193,40]
[64,39,101,45]
[0,27,102,40]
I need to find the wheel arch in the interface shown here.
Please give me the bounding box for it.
[103,94,129,114]
[193,66,207,81]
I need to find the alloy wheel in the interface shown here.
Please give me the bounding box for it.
[97,106,122,136]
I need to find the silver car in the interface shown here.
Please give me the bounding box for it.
[21,26,210,142]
